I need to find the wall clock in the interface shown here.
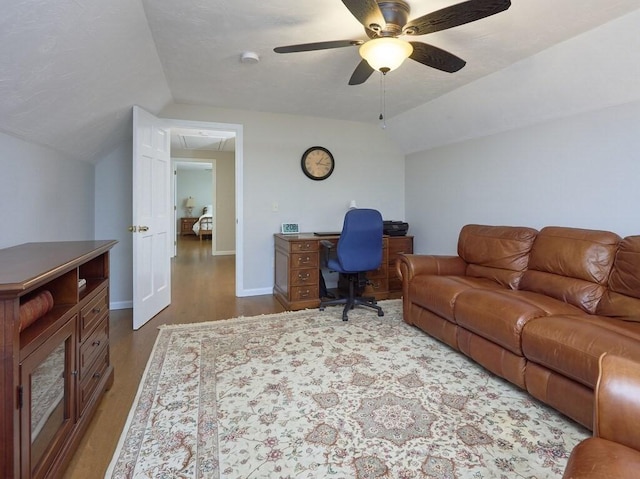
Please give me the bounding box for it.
[301,146,334,181]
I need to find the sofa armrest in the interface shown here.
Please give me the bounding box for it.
[594,353,640,451]
[395,254,467,284]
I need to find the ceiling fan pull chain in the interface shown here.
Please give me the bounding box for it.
[379,72,387,129]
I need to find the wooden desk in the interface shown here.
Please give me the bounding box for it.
[274,233,413,311]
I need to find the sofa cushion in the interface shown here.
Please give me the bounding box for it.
[522,315,640,388]
[597,235,640,321]
[454,289,582,355]
[519,226,621,313]
[409,275,504,322]
[457,225,538,288]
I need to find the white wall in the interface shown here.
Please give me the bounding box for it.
[0,131,94,249]
[161,104,406,294]
[177,168,213,218]
[95,107,405,301]
[214,153,236,253]
[388,9,640,155]
[94,140,132,309]
[405,100,640,255]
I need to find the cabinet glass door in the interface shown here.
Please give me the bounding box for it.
[21,319,75,479]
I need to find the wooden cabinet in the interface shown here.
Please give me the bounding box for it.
[0,240,116,479]
[180,217,198,235]
[273,234,412,310]
[388,236,414,295]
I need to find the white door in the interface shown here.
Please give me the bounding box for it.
[132,106,171,330]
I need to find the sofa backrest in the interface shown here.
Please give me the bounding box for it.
[519,226,621,313]
[457,224,538,289]
[596,236,640,321]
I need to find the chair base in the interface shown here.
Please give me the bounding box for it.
[319,273,384,321]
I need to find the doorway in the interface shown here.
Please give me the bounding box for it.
[173,160,216,255]
[167,119,244,296]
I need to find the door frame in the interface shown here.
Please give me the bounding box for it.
[172,159,216,256]
[165,118,244,296]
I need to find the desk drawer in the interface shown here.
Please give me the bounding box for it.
[290,240,318,253]
[79,318,109,381]
[367,264,387,279]
[389,271,403,292]
[291,285,318,302]
[291,252,318,269]
[388,237,413,258]
[80,286,108,340]
[290,267,317,287]
[363,279,388,297]
[78,345,109,416]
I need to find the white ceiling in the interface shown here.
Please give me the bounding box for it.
[0,0,638,162]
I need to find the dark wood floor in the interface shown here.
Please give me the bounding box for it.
[63,236,284,478]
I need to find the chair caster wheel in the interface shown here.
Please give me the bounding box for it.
[319,307,325,311]
[378,311,384,317]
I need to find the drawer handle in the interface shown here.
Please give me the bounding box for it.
[298,257,311,264]
[93,372,101,379]
[92,340,101,347]
[298,272,310,281]
[299,290,310,298]
[92,307,102,314]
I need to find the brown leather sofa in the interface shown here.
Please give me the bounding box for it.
[397,224,640,429]
[563,354,640,478]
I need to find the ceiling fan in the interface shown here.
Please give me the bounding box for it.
[274,0,511,85]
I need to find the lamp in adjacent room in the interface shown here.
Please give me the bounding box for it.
[185,196,195,217]
[359,37,413,73]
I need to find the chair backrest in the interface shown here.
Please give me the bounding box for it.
[336,208,383,272]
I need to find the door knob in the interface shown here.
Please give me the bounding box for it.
[139,226,149,232]
[128,226,137,232]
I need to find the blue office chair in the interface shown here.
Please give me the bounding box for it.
[319,208,385,321]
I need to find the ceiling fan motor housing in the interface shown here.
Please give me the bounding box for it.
[373,0,411,36]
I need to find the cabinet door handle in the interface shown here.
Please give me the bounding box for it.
[92,307,102,314]
[93,372,102,379]
[92,340,101,347]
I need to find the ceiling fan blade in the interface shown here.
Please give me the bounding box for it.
[348,59,375,85]
[409,42,466,73]
[342,0,386,33]
[404,0,511,36]
[274,40,363,53]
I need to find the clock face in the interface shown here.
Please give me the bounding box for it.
[301,147,334,181]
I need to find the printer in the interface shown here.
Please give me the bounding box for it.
[383,220,409,236]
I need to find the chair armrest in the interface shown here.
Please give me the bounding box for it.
[320,240,335,249]
[395,254,467,284]
[594,353,640,451]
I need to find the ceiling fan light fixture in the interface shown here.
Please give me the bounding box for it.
[359,37,413,73]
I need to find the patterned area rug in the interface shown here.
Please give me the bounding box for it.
[106,300,589,478]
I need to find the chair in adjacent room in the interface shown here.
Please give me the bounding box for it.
[319,208,385,321]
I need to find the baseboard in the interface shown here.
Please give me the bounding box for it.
[110,300,133,310]
[237,287,272,297]
[213,250,235,256]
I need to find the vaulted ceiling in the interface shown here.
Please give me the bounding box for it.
[1,0,638,163]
